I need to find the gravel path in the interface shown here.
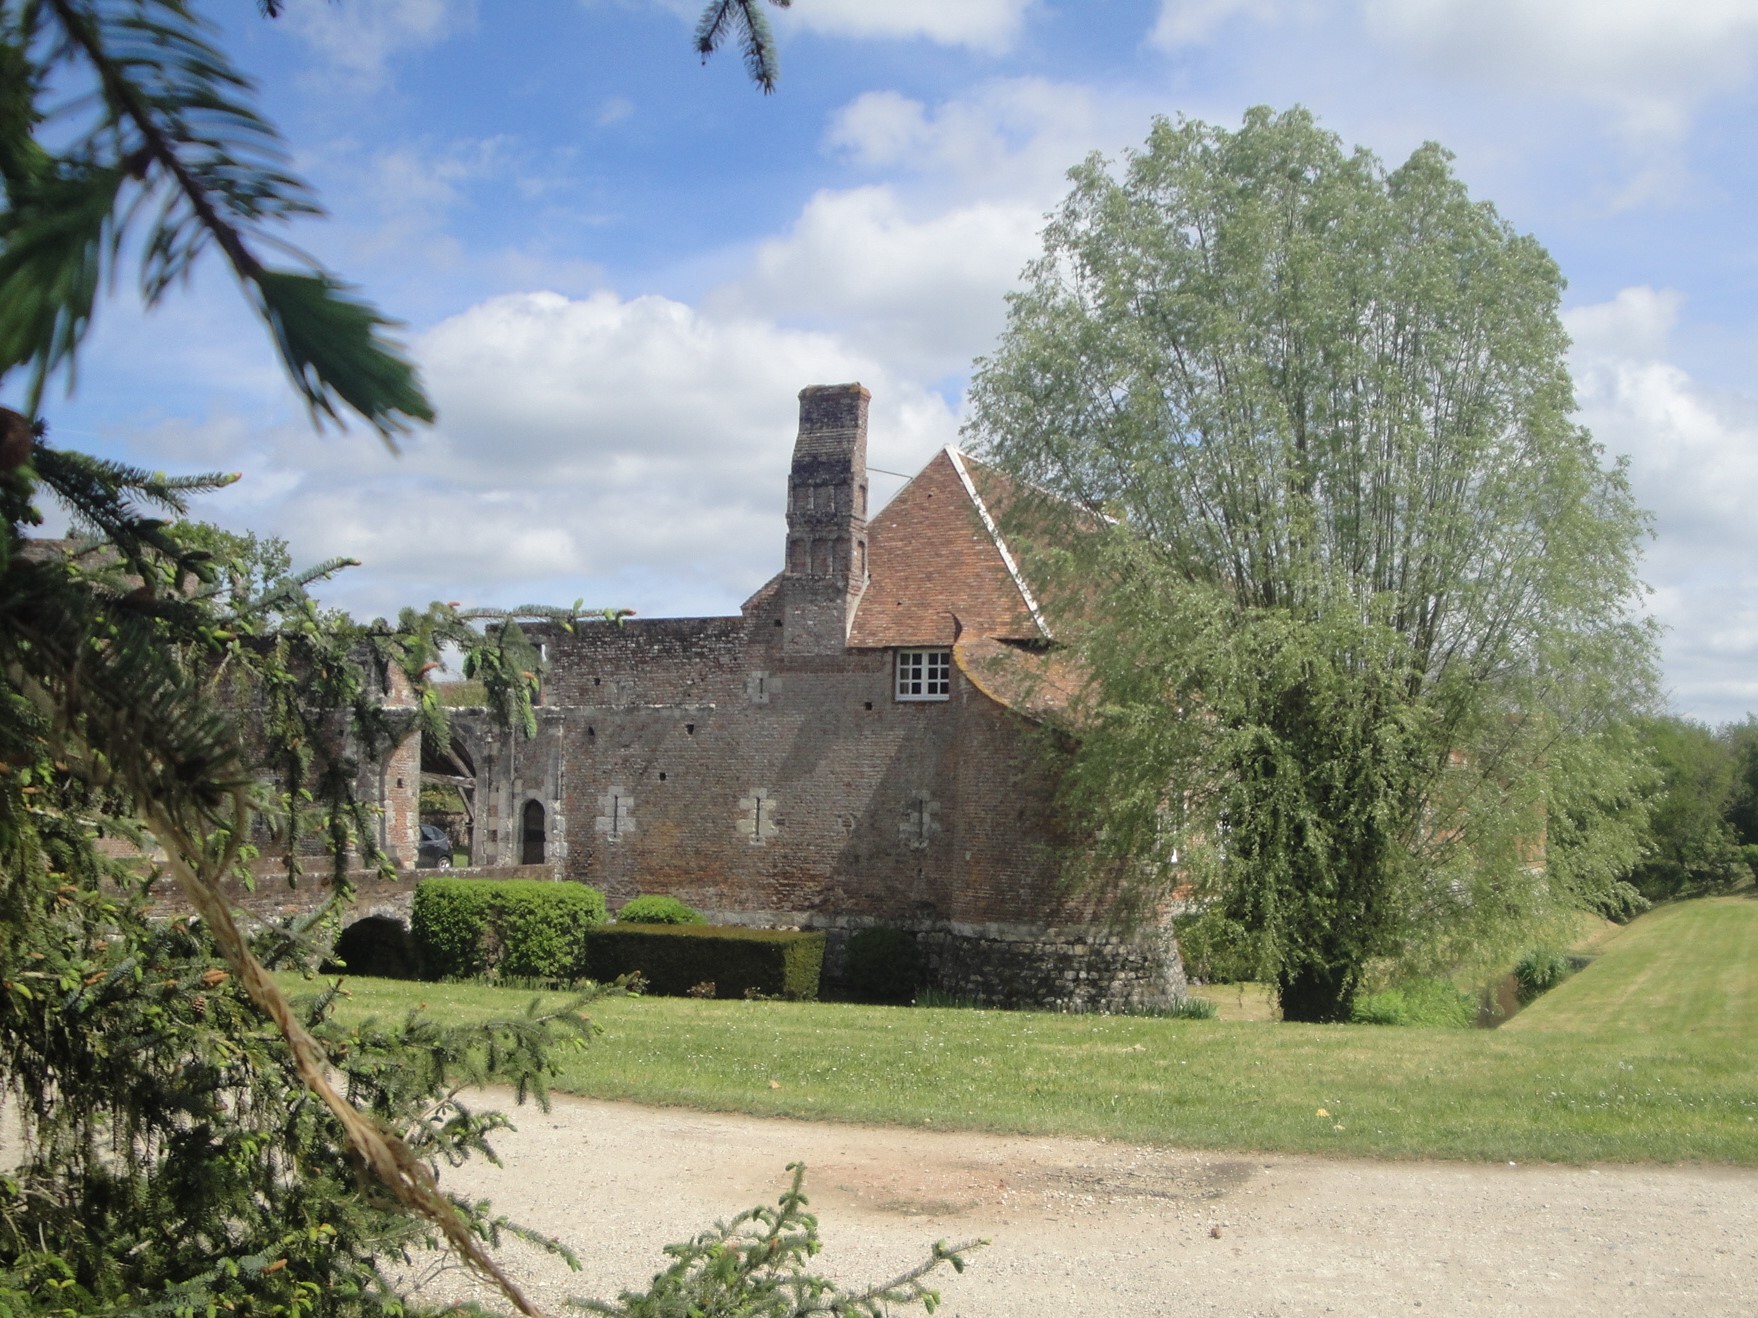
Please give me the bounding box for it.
[419,1090,1758,1317]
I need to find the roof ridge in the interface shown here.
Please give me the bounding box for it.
[945,446,1050,641]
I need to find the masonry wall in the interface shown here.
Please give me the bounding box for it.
[446,611,1187,1011]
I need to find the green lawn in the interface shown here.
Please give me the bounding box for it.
[296,896,1758,1165]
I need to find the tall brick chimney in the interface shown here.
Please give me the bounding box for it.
[780,383,869,653]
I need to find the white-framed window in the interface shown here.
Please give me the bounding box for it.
[895,648,952,701]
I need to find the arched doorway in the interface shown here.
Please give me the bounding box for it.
[521,799,546,865]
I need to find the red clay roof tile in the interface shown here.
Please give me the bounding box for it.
[846,449,1043,649]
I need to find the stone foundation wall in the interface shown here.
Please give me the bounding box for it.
[140,863,563,951]
[917,922,1186,1013]
[708,909,1187,1013]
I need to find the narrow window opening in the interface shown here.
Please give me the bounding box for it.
[685,722,695,735]
[521,800,546,865]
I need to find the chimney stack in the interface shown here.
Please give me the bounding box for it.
[780,383,869,652]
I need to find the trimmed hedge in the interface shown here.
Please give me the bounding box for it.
[615,894,706,926]
[412,877,606,981]
[585,925,824,1001]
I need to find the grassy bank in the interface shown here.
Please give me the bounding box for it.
[294,896,1758,1165]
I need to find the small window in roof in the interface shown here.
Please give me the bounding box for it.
[895,648,951,702]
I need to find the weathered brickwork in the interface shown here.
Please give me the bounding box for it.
[435,383,1188,1011]
[140,864,557,956]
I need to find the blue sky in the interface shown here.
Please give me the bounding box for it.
[20,0,1758,724]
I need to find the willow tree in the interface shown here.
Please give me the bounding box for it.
[968,107,1656,1022]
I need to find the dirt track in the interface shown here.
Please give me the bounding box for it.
[420,1090,1758,1316]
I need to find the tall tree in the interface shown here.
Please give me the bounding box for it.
[968,107,1657,1022]
[1627,715,1749,901]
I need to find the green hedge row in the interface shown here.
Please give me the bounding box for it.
[614,894,706,925]
[412,877,606,981]
[585,924,824,1000]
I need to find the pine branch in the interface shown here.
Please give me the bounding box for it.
[694,0,790,93]
[19,0,434,439]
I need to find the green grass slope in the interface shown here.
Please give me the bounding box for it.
[302,896,1758,1164]
[1511,896,1758,1044]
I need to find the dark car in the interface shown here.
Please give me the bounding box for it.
[416,823,454,869]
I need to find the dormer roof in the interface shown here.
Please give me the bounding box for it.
[844,447,1048,650]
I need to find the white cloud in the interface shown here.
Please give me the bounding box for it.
[278,0,468,86]
[203,291,958,620]
[596,96,635,127]
[1148,0,1285,50]
[1363,0,1758,143]
[1566,286,1758,723]
[776,0,1038,54]
[715,80,1156,384]
[722,186,1042,377]
[286,133,604,309]
[826,80,1122,198]
[751,80,1156,378]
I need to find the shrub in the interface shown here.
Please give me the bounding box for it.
[585,925,824,1001]
[413,878,606,981]
[912,988,985,1009]
[1111,993,1219,1019]
[1351,978,1476,1028]
[1165,993,1219,1019]
[616,894,707,925]
[843,927,923,1002]
[1174,906,1265,983]
[1513,947,1580,1004]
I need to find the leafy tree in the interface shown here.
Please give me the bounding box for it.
[1625,715,1749,901]
[1721,715,1758,855]
[1,2,973,1314]
[968,107,1658,1022]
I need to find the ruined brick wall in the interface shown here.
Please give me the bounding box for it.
[443,609,1186,1011]
[456,618,1071,924]
[537,617,748,708]
[139,863,559,952]
[376,665,422,867]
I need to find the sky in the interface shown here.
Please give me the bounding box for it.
[16,0,1758,725]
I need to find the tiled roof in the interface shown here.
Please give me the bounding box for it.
[845,448,1045,649]
[954,636,1080,719]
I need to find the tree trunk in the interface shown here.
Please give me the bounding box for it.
[1277,961,1358,1023]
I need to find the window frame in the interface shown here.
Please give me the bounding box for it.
[894,648,953,702]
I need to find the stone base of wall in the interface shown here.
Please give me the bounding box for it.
[139,862,564,962]
[703,910,1188,1013]
[916,923,1187,1013]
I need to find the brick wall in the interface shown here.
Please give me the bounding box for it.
[441,610,1188,1011]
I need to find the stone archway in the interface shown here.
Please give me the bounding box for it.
[324,914,420,979]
